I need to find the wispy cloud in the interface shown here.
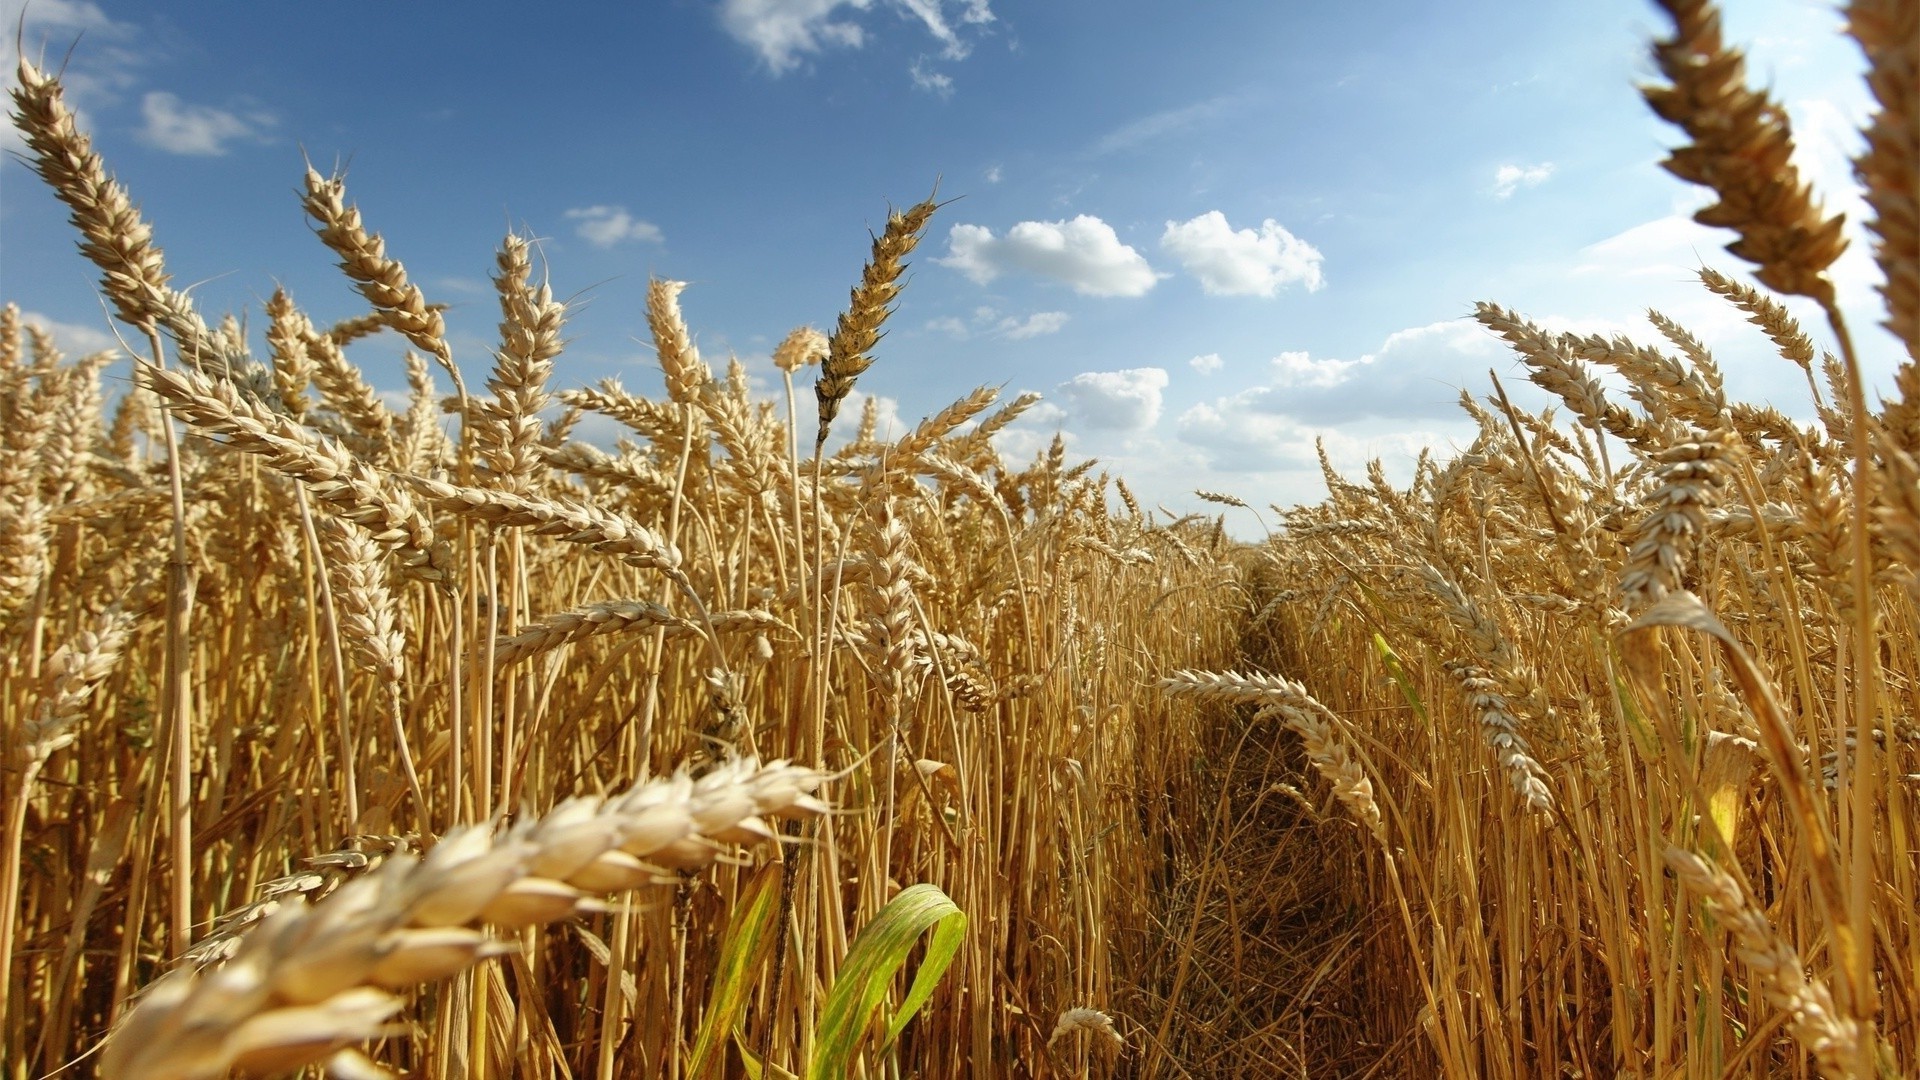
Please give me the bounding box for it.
[565,205,665,247]
[1492,162,1554,198]
[1161,211,1325,296]
[717,0,994,75]
[1092,96,1236,156]
[998,311,1069,339]
[909,57,954,97]
[136,92,275,155]
[18,310,120,356]
[938,216,1159,297]
[926,307,1069,340]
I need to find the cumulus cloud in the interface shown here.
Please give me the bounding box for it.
[136,92,273,155]
[1160,212,1325,296]
[718,0,994,74]
[1175,393,1448,474]
[938,216,1159,297]
[1188,352,1223,374]
[565,206,665,248]
[1492,162,1554,198]
[1174,318,1514,431]
[983,164,1002,184]
[925,315,969,338]
[1270,349,1362,388]
[1054,367,1168,430]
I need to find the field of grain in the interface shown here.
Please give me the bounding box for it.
[3,0,1917,1076]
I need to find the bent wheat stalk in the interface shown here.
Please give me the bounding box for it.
[102,758,831,1080]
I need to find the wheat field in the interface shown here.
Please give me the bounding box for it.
[3,0,1917,1076]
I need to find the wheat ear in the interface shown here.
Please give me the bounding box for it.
[7,59,230,373]
[1666,848,1862,1077]
[1644,0,1848,306]
[1845,0,1918,360]
[816,194,939,448]
[1159,670,1385,843]
[100,758,830,1080]
[137,363,453,583]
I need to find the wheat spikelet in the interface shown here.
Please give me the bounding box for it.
[1620,434,1730,610]
[1666,848,1862,1077]
[8,59,231,373]
[1160,670,1385,842]
[301,167,450,366]
[100,758,830,1080]
[816,195,939,447]
[303,326,396,464]
[1645,0,1848,305]
[1195,489,1249,509]
[1845,0,1918,361]
[264,289,316,421]
[473,233,564,489]
[1475,302,1655,447]
[403,475,681,573]
[137,362,453,582]
[772,325,828,373]
[889,385,999,465]
[647,278,712,406]
[494,601,791,666]
[1048,1007,1125,1052]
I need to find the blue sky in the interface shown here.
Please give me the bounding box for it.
[1,0,1902,527]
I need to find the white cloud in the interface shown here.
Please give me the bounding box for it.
[1,0,116,32]
[1493,162,1555,198]
[997,311,1069,339]
[928,308,1069,340]
[717,0,994,74]
[565,206,665,248]
[814,388,904,444]
[1160,211,1325,296]
[136,92,273,156]
[909,57,953,97]
[2,3,137,155]
[19,310,120,356]
[1189,352,1223,374]
[1176,393,1448,475]
[1270,349,1362,388]
[925,315,969,338]
[718,0,867,73]
[1174,318,1511,431]
[1093,96,1235,156]
[983,164,1002,184]
[1054,367,1168,430]
[938,216,1159,297]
